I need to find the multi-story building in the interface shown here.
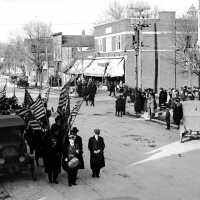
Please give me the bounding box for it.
[52,32,94,85]
[79,11,198,90]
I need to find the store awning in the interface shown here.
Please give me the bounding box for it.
[105,58,124,77]
[67,59,93,75]
[84,59,110,77]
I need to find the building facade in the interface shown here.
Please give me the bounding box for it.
[92,11,198,90]
[52,32,94,85]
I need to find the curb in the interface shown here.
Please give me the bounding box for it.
[126,112,178,129]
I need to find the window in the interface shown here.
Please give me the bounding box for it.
[97,39,103,52]
[106,37,112,52]
[106,27,112,34]
[116,35,121,50]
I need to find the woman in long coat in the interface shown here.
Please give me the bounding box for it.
[147,93,155,119]
[88,129,105,178]
[44,124,62,184]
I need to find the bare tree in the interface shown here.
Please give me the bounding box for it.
[97,0,155,24]
[23,21,52,88]
[106,1,125,20]
[175,11,199,87]
[3,37,27,75]
[127,1,151,18]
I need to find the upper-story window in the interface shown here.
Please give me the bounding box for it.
[105,27,112,34]
[106,37,112,52]
[115,35,121,50]
[97,38,103,52]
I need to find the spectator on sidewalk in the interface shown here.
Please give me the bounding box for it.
[147,92,155,120]
[134,91,143,114]
[173,99,183,129]
[165,108,171,130]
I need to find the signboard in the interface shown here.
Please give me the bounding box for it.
[182,100,200,131]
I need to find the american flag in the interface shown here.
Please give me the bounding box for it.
[16,108,30,117]
[57,84,70,114]
[28,119,42,130]
[24,89,34,108]
[30,95,46,120]
[68,99,83,128]
[0,84,6,102]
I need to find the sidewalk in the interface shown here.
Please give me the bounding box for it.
[126,102,177,129]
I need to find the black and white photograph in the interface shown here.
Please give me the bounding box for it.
[0,0,200,199]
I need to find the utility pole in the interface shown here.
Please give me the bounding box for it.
[133,18,149,90]
[154,22,158,93]
[174,20,177,90]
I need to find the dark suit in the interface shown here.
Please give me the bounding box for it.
[88,135,105,177]
[74,135,84,169]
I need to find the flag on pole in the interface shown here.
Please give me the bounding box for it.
[57,84,69,114]
[28,119,42,130]
[68,99,83,128]
[44,87,50,103]
[0,84,6,102]
[16,108,30,117]
[30,96,46,120]
[24,88,34,108]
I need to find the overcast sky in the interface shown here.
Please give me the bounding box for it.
[0,0,198,42]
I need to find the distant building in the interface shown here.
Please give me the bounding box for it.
[75,11,198,90]
[52,32,94,85]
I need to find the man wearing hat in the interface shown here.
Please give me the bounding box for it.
[88,129,105,178]
[70,127,84,170]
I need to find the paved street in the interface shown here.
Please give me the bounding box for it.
[1,88,200,200]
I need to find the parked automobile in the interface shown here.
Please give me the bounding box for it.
[0,115,37,180]
[10,75,18,84]
[17,76,29,88]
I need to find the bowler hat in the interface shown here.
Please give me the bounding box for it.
[71,127,79,133]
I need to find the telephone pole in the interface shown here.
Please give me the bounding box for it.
[133,18,149,90]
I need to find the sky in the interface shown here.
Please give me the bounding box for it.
[0,0,198,43]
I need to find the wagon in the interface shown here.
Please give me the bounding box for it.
[180,100,200,143]
[0,115,37,180]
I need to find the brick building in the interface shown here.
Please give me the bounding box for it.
[81,11,198,90]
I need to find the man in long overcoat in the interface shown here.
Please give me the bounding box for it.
[88,81,97,106]
[44,123,62,184]
[173,99,183,129]
[88,129,105,178]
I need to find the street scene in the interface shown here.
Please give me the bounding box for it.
[1,0,200,200]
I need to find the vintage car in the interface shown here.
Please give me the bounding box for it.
[180,100,200,143]
[0,115,36,180]
[16,76,29,88]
